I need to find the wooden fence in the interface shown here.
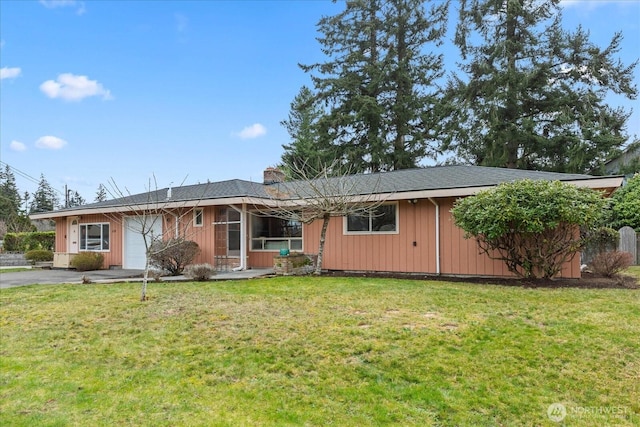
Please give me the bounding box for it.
[582,227,639,266]
[618,226,639,265]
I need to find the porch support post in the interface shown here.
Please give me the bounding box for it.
[240,203,247,270]
[229,204,248,271]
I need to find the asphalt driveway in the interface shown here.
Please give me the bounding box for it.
[0,269,144,289]
[0,268,274,289]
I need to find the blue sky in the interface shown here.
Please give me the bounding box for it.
[1,0,638,203]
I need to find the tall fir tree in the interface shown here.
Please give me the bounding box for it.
[382,0,448,169]
[67,190,86,208]
[0,165,32,232]
[0,165,22,222]
[95,183,108,202]
[280,86,337,177]
[30,174,60,214]
[442,0,637,173]
[300,0,448,173]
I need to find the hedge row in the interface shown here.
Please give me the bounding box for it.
[2,232,55,252]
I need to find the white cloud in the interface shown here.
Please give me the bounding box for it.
[0,67,21,80]
[10,140,27,152]
[0,40,5,49]
[235,123,267,139]
[560,0,628,10]
[39,0,86,15]
[36,136,68,150]
[40,73,112,101]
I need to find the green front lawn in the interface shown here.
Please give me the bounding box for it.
[624,266,640,279]
[1,277,638,426]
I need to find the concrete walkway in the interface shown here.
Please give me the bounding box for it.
[0,268,274,289]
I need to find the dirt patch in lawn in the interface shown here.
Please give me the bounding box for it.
[324,270,639,289]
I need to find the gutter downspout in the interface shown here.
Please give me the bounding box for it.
[229,204,247,271]
[428,198,441,275]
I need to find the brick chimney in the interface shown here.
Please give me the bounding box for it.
[263,167,285,184]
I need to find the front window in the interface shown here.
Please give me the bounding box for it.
[346,204,397,233]
[194,208,203,227]
[80,223,110,251]
[251,214,303,251]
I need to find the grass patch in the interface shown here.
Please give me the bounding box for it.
[0,267,32,273]
[624,266,640,280]
[1,277,638,426]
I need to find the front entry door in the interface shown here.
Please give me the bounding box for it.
[68,218,79,253]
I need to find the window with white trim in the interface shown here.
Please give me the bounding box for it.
[345,204,398,234]
[194,208,203,227]
[80,223,110,251]
[251,214,303,251]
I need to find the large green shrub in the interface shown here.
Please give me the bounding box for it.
[609,173,640,231]
[2,231,55,252]
[2,233,19,251]
[71,252,104,271]
[24,249,54,263]
[149,238,201,276]
[452,180,606,279]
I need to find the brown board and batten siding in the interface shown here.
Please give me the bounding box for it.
[172,206,216,266]
[54,220,66,253]
[303,200,437,274]
[302,197,581,279]
[55,213,124,269]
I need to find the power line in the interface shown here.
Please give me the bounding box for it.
[0,161,66,196]
[0,161,40,185]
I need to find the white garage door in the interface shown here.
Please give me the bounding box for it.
[124,216,163,270]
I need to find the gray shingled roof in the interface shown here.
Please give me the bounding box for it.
[50,165,606,213]
[344,165,595,195]
[60,179,269,212]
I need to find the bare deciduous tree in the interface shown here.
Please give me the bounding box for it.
[253,162,391,275]
[104,176,209,301]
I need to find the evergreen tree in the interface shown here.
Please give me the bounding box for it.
[95,183,108,202]
[67,190,86,208]
[30,174,60,213]
[280,86,336,177]
[0,165,22,222]
[442,0,637,173]
[0,165,32,232]
[609,173,640,231]
[382,0,448,169]
[301,0,448,172]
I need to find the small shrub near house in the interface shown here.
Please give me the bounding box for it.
[582,226,619,264]
[71,252,104,271]
[24,249,54,263]
[150,238,201,276]
[184,263,217,281]
[590,251,633,277]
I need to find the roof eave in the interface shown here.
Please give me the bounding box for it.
[29,196,258,220]
[29,176,623,220]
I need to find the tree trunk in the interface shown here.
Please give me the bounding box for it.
[314,214,331,275]
[140,255,149,301]
[504,0,519,169]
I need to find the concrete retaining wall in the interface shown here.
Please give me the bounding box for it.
[0,253,28,267]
